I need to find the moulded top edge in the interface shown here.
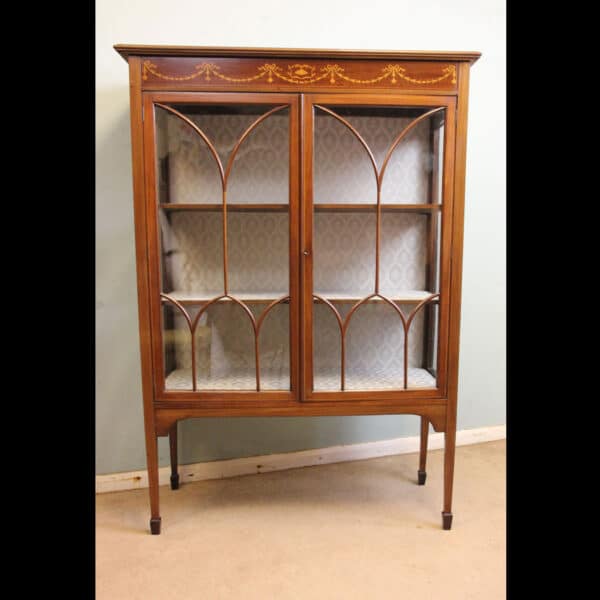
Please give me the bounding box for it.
[113,44,481,64]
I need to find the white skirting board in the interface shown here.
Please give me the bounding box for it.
[96,424,505,494]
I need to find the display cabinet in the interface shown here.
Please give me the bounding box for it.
[115,45,480,534]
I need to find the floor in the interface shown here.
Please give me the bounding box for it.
[96,440,505,599]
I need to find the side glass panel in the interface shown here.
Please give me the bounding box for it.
[155,103,291,391]
[312,104,445,391]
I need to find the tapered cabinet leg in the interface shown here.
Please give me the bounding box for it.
[146,433,161,535]
[418,417,429,485]
[442,428,456,530]
[169,422,180,490]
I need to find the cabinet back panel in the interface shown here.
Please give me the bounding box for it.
[162,212,289,295]
[313,213,427,294]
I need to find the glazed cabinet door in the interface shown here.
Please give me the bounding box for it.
[143,93,300,401]
[301,94,456,401]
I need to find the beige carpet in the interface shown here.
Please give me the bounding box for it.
[96,440,505,599]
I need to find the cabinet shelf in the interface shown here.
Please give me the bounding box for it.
[162,290,437,305]
[165,366,436,391]
[160,203,289,212]
[314,290,437,304]
[162,291,290,305]
[314,203,441,213]
[160,203,440,213]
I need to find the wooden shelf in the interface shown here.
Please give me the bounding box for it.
[314,204,441,213]
[162,290,437,305]
[162,291,290,305]
[160,203,440,213]
[160,203,289,212]
[314,291,437,304]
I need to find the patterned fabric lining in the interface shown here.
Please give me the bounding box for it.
[165,366,436,391]
[158,110,436,205]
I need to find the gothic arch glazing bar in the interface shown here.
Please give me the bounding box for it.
[403,293,440,390]
[313,105,379,185]
[154,103,225,184]
[341,294,408,391]
[378,106,445,187]
[313,294,345,389]
[223,105,288,187]
[255,295,291,391]
[160,293,196,391]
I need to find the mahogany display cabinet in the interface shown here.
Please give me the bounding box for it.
[115,44,480,534]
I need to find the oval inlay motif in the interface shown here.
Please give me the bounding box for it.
[288,64,316,80]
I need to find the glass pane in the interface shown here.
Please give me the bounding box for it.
[344,301,435,390]
[345,301,401,390]
[313,107,377,205]
[163,303,193,390]
[163,302,262,391]
[312,300,345,391]
[228,212,289,297]
[158,209,224,299]
[401,302,435,390]
[379,112,434,205]
[156,104,289,206]
[255,302,290,390]
[227,108,289,205]
[155,106,222,205]
[154,102,291,392]
[430,116,445,205]
[379,212,428,299]
[196,303,256,390]
[313,212,375,297]
[424,302,439,378]
[311,104,444,391]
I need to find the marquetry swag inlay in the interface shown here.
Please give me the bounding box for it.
[142,60,457,86]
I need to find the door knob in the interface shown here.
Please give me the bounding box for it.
[303,250,310,256]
